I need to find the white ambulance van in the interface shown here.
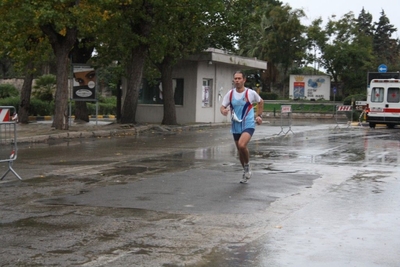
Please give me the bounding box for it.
[366,79,400,128]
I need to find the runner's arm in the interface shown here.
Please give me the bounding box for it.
[256,98,264,117]
[220,91,231,116]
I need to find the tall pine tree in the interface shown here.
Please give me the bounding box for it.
[373,10,398,67]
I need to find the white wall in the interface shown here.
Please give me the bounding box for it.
[195,62,239,123]
[195,61,215,123]
[213,65,238,123]
[289,75,331,100]
[173,61,198,123]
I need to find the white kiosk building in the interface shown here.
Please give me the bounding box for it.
[132,48,267,124]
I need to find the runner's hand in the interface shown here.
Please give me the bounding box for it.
[256,116,262,125]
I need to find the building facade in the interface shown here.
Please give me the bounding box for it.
[129,49,267,124]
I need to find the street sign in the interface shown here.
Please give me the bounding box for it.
[337,106,352,111]
[355,101,367,106]
[378,64,387,73]
[281,105,292,113]
[333,87,337,94]
[0,108,10,122]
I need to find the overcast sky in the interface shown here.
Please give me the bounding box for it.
[283,0,400,38]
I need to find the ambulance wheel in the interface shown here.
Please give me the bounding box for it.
[369,122,376,128]
[387,123,395,129]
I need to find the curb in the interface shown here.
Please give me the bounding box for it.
[28,115,116,121]
[28,116,53,121]
[16,122,230,144]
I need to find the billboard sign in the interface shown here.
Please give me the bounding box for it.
[72,65,96,101]
[289,75,331,100]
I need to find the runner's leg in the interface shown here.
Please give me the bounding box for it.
[236,132,251,166]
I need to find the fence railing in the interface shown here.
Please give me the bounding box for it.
[0,106,22,180]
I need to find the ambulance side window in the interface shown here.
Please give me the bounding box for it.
[387,87,400,103]
[371,87,384,102]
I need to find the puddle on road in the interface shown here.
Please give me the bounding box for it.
[1,217,81,231]
[186,243,264,267]
[50,160,115,166]
[102,166,153,176]
[351,172,388,195]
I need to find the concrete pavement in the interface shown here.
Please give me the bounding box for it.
[4,118,398,266]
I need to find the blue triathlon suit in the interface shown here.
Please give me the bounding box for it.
[230,89,256,141]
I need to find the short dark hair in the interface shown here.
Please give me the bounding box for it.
[233,70,246,79]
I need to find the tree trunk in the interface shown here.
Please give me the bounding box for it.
[52,47,72,129]
[116,79,122,122]
[18,63,34,124]
[160,58,177,125]
[120,45,147,124]
[74,101,89,122]
[41,26,77,130]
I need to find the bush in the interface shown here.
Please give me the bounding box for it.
[0,84,19,98]
[259,92,279,100]
[29,98,54,116]
[32,74,56,102]
[87,102,117,115]
[0,94,117,116]
[0,96,54,116]
[98,95,117,105]
[0,96,20,110]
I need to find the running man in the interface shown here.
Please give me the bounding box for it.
[220,71,264,184]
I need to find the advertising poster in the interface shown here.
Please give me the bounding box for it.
[293,81,305,98]
[202,85,210,107]
[289,75,330,100]
[72,65,96,101]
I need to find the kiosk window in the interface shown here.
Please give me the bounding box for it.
[139,78,184,105]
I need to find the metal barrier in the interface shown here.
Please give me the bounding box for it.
[276,105,294,135]
[334,105,352,129]
[0,106,22,180]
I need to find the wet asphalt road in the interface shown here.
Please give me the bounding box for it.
[0,121,399,266]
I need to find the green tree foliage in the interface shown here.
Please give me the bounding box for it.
[357,8,374,37]
[146,0,230,125]
[373,10,399,68]
[0,0,106,128]
[92,0,157,124]
[306,9,398,95]
[237,1,306,95]
[0,57,15,78]
[0,0,51,72]
[93,0,234,125]
[307,12,374,95]
[0,0,55,123]
[228,0,282,50]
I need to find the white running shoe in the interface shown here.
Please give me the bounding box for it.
[240,164,252,183]
[240,172,248,184]
[244,164,252,179]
